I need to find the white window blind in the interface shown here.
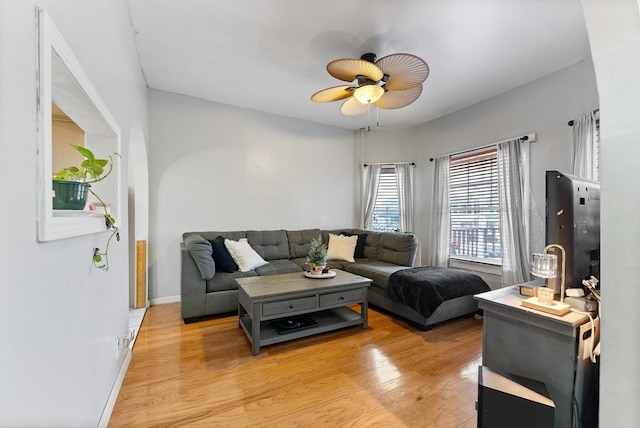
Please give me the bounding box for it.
[370,166,400,232]
[449,149,501,263]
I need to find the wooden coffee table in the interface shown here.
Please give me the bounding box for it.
[236,269,371,355]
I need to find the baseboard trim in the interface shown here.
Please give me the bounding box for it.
[98,348,132,428]
[149,295,180,305]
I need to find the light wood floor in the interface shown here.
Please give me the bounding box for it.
[109,303,483,427]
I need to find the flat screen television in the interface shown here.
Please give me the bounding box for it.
[545,170,601,290]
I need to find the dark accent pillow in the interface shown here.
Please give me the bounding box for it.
[209,236,238,273]
[341,231,368,259]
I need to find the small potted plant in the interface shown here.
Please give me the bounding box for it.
[52,144,117,209]
[53,144,120,270]
[306,235,328,275]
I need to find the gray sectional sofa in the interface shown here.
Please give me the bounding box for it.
[181,228,480,329]
[181,228,416,315]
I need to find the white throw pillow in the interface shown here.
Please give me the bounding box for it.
[224,238,268,272]
[326,233,358,263]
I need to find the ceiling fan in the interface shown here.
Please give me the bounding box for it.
[311,52,429,116]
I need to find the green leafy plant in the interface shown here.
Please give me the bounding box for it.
[306,235,328,266]
[92,212,120,271]
[52,144,116,183]
[54,144,120,271]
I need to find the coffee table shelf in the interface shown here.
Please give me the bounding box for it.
[239,306,363,348]
[236,270,371,355]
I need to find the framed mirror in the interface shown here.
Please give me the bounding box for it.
[36,8,121,241]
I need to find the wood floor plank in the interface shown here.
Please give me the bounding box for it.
[110,303,482,427]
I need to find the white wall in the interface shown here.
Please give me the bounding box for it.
[582,1,640,426]
[0,1,147,426]
[147,59,600,300]
[147,89,358,301]
[362,59,599,270]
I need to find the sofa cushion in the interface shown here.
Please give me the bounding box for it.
[224,238,269,272]
[327,233,357,263]
[326,260,350,270]
[247,230,290,260]
[352,229,380,260]
[287,229,322,259]
[206,270,257,293]
[290,257,349,271]
[378,233,417,267]
[190,231,246,242]
[290,257,309,271]
[210,236,239,273]
[255,259,303,276]
[184,233,215,280]
[344,260,408,289]
[341,231,367,258]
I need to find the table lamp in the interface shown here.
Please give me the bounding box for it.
[522,244,571,315]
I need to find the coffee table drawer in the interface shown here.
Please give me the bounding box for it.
[320,288,363,307]
[263,296,317,316]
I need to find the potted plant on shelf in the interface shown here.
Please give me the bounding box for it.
[53,144,120,271]
[306,235,328,275]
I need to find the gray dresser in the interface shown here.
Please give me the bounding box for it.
[475,285,599,427]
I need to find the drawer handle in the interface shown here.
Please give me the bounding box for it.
[289,304,294,309]
[339,296,345,300]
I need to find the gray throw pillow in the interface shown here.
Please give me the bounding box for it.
[184,234,215,280]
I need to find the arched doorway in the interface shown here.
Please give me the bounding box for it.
[127,119,149,309]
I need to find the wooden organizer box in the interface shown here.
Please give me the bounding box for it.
[521,296,571,316]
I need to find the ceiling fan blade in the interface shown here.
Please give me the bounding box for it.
[376,85,423,110]
[327,59,384,82]
[340,97,373,116]
[375,53,429,91]
[311,85,354,103]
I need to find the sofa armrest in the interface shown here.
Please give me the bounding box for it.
[181,243,207,320]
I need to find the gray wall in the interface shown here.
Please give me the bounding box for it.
[361,59,599,268]
[147,89,359,302]
[147,60,600,299]
[0,1,147,426]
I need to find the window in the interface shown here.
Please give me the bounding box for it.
[449,149,501,263]
[370,166,400,232]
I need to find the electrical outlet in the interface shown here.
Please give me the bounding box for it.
[117,335,130,350]
[116,330,136,356]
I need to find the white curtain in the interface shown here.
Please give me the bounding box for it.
[497,138,530,286]
[362,164,381,229]
[395,163,414,232]
[427,155,451,267]
[571,111,598,180]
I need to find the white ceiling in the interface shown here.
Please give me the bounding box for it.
[128,0,591,130]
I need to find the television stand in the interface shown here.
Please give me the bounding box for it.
[475,284,599,428]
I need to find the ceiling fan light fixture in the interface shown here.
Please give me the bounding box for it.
[313,51,428,115]
[354,84,384,104]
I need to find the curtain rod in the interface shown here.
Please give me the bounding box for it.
[429,133,536,161]
[363,162,416,167]
[568,108,600,126]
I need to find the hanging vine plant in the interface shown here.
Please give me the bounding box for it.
[53,144,120,271]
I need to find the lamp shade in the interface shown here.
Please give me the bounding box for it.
[531,244,567,304]
[531,253,558,278]
[354,85,384,104]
